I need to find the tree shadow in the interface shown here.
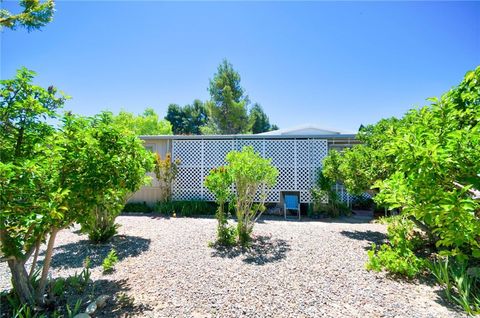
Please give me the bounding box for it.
[41,235,151,269]
[340,230,387,250]
[92,279,153,318]
[211,235,290,265]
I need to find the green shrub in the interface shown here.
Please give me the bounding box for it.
[367,216,427,277]
[122,201,153,213]
[205,166,237,246]
[155,200,217,217]
[310,172,351,218]
[102,249,118,274]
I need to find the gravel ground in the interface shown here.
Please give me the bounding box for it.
[0,215,465,318]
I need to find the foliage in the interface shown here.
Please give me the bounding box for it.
[429,257,480,315]
[102,249,118,274]
[68,112,155,243]
[205,166,236,246]
[155,200,217,217]
[226,146,278,246]
[206,59,249,134]
[249,103,277,134]
[310,172,350,218]
[0,0,55,31]
[367,216,427,277]
[122,201,153,213]
[165,100,208,135]
[324,67,480,309]
[154,152,180,202]
[0,68,153,305]
[112,108,172,135]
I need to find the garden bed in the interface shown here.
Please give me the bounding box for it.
[0,216,465,317]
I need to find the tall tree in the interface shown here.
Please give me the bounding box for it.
[165,100,208,135]
[207,60,249,134]
[113,108,172,135]
[249,103,272,134]
[0,0,55,31]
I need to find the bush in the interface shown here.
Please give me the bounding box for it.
[367,216,427,277]
[155,200,217,217]
[351,196,374,210]
[122,201,153,213]
[310,172,351,218]
[204,166,236,246]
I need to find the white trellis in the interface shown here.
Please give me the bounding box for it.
[171,138,329,203]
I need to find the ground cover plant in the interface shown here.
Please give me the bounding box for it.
[322,66,480,314]
[0,68,154,310]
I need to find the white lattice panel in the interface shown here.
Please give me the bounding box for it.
[172,140,202,167]
[172,138,330,203]
[204,140,234,168]
[265,140,296,167]
[237,140,264,155]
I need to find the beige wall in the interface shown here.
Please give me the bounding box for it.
[128,139,171,206]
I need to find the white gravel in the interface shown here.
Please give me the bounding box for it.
[0,215,465,317]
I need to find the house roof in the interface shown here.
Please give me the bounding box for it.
[257,124,353,136]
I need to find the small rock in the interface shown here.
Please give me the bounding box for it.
[73,314,90,318]
[85,302,97,315]
[95,295,109,308]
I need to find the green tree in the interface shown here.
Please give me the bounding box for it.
[206,60,249,134]
[113,108,172,135]
[249,103,272,134]
[322,66,480,313]
[226,146,278,245]
[165,100,208,135]
[0,0,55,31]
[0,69,154,306]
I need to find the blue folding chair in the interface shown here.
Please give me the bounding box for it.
[284,194,300,220]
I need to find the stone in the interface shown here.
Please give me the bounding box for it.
[73,314,90,318]
[95,295,109,309]
[85,302,97,315]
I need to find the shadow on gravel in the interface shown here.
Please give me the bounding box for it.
[211,235,290,265]
[93,278,153,318]
[340,230,387,250]
[41,235,151,269]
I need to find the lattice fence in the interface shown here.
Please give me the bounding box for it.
[172,138,330,203]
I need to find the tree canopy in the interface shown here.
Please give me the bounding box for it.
[0,0,55,31]
[165,100,208,135]
[206,60,249,134]
[112,108,172,135]
[0,68,154,306]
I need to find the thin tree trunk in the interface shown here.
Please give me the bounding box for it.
[36,228,58,303]
[8,259,35,306]
[28,239,41,278]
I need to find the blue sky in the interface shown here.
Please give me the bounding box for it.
[2,1,479,132]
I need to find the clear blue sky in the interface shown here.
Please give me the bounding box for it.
[1,1,479,132]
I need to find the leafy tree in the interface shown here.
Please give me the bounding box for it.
[0,69,154,306]
[249,103,273,134]
[206,60,249,134]
[323,66,480,313]
[112,108,172,135]
[0,68,67,305]
[226,146,278,245]
[165,100,208,135]
[0,0,55,31]
[70,113,155,243]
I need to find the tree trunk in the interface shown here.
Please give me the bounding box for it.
[36,228,58,303]
[8,259,35,306]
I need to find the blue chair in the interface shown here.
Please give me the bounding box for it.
[284,194,300,220]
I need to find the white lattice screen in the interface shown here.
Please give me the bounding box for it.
[171,138,329,203]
